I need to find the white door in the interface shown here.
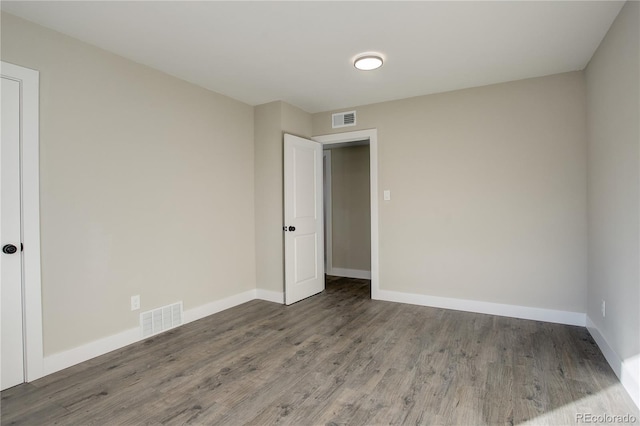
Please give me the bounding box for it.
[1,75,25,390]
[284,134,324,305]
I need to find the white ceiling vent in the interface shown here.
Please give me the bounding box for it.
[332,111,356,128]
[140,301,183,338]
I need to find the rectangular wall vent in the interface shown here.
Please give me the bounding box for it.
[332,110,356,128]
[140,301,183,338]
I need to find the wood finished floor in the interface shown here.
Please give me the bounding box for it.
[2,277,638,425]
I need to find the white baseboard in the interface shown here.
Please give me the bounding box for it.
[42,289,257,377]
[39,285,614,405]
[328,267,371,280]
[256,289,284,304]
[43,326,140,376]
[375,289,586,326]
[182,290,256,324]
[587,316,640,410]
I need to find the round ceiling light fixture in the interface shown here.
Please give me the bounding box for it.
[354,54,384,71]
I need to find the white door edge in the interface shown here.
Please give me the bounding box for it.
[312,129,379,300]
[1,61,44,382]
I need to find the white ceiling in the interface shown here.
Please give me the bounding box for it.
[1,1,624,113]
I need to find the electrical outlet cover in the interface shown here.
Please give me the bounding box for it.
[131,295,141,311]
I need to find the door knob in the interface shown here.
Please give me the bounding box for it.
[2,244,17,254]
[288,226,296,232]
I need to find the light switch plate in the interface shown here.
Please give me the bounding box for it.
[383,190,391,201]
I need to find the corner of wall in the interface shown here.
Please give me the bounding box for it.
[253,100,312,297]
[586,316,640,409]
[280,101,313,139]
[584,0,640,410]
[253,101,284,295]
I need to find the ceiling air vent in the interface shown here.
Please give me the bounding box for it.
[332,111,356,129]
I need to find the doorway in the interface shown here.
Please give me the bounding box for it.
[323,142,371,281]
[0,61,44,388]
[313,129,379,299]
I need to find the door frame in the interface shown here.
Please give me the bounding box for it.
[313,129,379,299]
[322,150,333,274]
[1,61,44,382]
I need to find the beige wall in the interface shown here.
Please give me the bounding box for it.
[313,72,588,313]
[585,0,639,369]
[4,4,628,369]
[281,102,313,142]
[254,101,311,294]
[254,102,283,295]
[1,13,256,355]
[327,145,371,271]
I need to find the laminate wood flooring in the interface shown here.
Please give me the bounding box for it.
[2,276,638,425]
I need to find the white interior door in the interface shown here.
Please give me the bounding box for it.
[284,134,324,305]
[1,75,25,390]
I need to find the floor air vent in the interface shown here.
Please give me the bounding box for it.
[332,110,356,128]
[140,302,183,338]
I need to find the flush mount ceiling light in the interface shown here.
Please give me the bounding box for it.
[354,54,383,71]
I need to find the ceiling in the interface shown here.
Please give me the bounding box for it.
[1,1,624,113]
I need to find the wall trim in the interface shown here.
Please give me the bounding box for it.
[182,290,255,324]
[43,327,140,376]
[328,268,372,280]
[587,316,640,409]
[376,288,586,326]
[45,286,639,410]
[43,290,257,376]
[256,289,285,304]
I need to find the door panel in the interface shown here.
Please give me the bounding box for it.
[293,148,316,219]
[294,234,317,283]
[284,134,324,305]
[1,76,25,390]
